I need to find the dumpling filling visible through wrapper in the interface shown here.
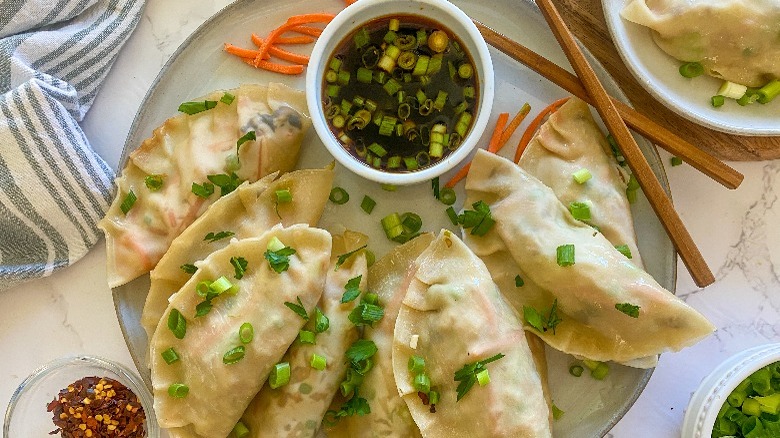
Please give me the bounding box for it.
[100,83,310,288]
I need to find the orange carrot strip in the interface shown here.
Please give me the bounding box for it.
[254,14,335,66]
[514,97,570,163]
[496,103,531,152]
[238,56,305,75]
[345,0,358,5]
[251,34,310,65]
[224,43,261,59]
[290,25,324,37]
[445,113,510,189]
[271,35,315,45]
[486,112,510,153]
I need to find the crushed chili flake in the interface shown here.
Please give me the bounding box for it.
[47,376,146,437]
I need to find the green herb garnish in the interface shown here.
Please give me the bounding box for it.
[230,256,247,279]
[615,302,640,318]
[335,244,367,270]
[523,299,562,334]
[264,246,296,273]
[284,296,309,320]
[178,100,217,115]
[341,275,363,303]
[144,175,164,191]
[453,353,505,401]
[192,181,214,198]
[120,190,137,215]
[204,230,235,243]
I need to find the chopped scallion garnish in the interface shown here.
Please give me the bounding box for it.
[572,168,592,184]
[568,201,591,221]
[299,330,316,344]
[239,322,253,344]
[161,347,179,365]
[230,256,247,279]
[168,383,189,398]
[223,346,246,365]
[569,364,584,377]
[614,244,633,259]
[454,353,505,401]
[120,190,137,215]
[269,362,291,389]
[556,244,575,267]
[329,187,350,204]
[144,175,164,191]
[670,156,683,166]
[311,353,328,371]
[678,61,704,78]
[514,275,524,287]
[178,100,217,115]
[167,308,186,339]
[408,355,425,373]
[220,92,235,105]
[361,195,376,214]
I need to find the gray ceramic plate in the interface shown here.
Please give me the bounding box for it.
[112,0,675,436]
[603,0,780,136]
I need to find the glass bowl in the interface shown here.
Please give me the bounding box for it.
[681,343,780,438]
[306,0,495,186]
[4,355,158,438]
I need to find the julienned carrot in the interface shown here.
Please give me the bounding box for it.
[254,14,335,65]
[251,34,310,65]
[496,103,531,152]
[225,43,260,59]
[514,97,570,163]
[237,57,304,75]
[345,0,358,5]
[269,35,316,45]
[444,113,509,189]
[290,25,324,37]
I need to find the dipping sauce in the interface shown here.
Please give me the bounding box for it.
[321,15,478,172]
[47,376,147,437]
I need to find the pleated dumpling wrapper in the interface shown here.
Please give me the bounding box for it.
[100,83,309,288]
[392,230,551,438]
[141,165,334,344]
[240,231,368,438]
[150,224,331,438]
[335,234,434,438]
[463,149,715,364]
[518,98,642,269]
[621,0,780,87]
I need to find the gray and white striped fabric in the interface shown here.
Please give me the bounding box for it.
[0,0,144,291]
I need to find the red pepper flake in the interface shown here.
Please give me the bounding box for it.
[47,376,147,437]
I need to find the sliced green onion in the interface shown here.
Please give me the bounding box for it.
[583,360,610,380]
[514,275,524,287]
[614,244,633,259]
[329,187,349,204]
[387,155,402,169]
[433,90,448,111]
[569,364,584,377]
[311,353,327,371]
[356,67,373,84]
[239,322,254,344]
[231,421,250,438]
[458,63,473,79]
[329,57,342,72]
[572,168,592,184]
[167,308,187,339]
[556,244,575,267]
[552,404,565,420]
[412,55,430,76]
[275,189,293,204]
[144,175,164,191]
[337,71,351,86]
[568,201,591,221]
[209,276,233,294]
[670,156,683,166]
[220,92,235,105]
[299,330,316,344]
[381,183,397,192]
[445,206,459,226]
[737,89,761,106]
[367,143,387,157]
[476,369,490,386]
[711,95,725,107]
[120,190,137,215]
[757,79,780,104]
[408,356,426,373]
[389,18,400,31]
[269,362,291,389]
[414,373,431,393]
[361,195,376,214]
[378,115,397,136]
[463,86,475,100]
[398,51,416,70]
[679,62,704,78]
[168,383,189,398]
[438,187,456,205]
[718,80,748,100]
[353,27,370,48]
[161,347,180,365]
[178,100,217,115]
[223,346,246,365]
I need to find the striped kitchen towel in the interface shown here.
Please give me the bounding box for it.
[0,0,145,291]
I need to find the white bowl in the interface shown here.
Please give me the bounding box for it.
[4,355,159,438]
[306,0,494,185]
[681,343,780,438]
[602,0,780,136]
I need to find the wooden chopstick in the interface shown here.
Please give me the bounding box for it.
[532,0,715,287]
[473,20,744,191]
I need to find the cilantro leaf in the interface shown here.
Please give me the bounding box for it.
[341,275,363,303]
[192,181,215,198]
[345,339,378,365]
[207,172,242,196]
[314,307,330,333]
[284,296,309,320]
[264,246,296,273]
[458,200,495,236]
[335,245,368,270]
[180,263,198,275]
[615,302,640,318]
[230,256,247,279]
[204,230,235,243]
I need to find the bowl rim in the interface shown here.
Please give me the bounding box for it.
[4,355,159,438]
[681,343,780,438]
[305,0,495,185]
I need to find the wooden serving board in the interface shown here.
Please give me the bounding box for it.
[556,0,780,161]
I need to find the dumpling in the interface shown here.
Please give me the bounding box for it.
[392,230,551,438]
[518,98,642,269]
[621,0,780,87]
[463,149,714,365]
[338,234,434,438]
[141,165,334,345]
[99,83,310,288]
[149,224,331,438]
[239,231,368,438]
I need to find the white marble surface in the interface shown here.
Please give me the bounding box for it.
[2,0,779,437]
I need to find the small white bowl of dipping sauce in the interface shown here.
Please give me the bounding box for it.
[306,0,494,186]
